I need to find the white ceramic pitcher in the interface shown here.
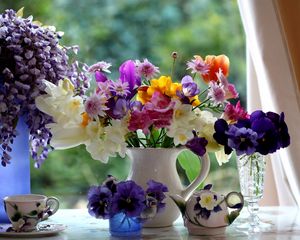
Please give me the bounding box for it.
[127,147,210,227]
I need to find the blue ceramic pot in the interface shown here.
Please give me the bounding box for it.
[109,213,142,237]
[0,116,31,223]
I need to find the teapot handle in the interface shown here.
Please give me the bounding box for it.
[181,151,210,201]
[224,192,244,224]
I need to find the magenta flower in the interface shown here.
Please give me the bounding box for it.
[224,101,249,122]
[128,109,152,134]
[136,59,160,79]
[85,93,109,118]
[144,91,175,128]
[186,56,210,75]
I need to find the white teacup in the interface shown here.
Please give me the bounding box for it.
[3,194,59,232]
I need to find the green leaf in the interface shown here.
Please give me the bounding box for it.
[11,212,22,222]
[29,210,38,216]
[178,150,200,183]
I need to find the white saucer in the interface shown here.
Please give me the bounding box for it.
[0,223,67,238]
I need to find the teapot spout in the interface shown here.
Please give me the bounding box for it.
[169,194,186,216]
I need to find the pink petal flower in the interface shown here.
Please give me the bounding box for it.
[128,109,152,134]
[136,59,160,79]
[224,101,249,123]
[85,93,108,118]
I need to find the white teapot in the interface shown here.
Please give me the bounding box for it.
[170,184,244,235]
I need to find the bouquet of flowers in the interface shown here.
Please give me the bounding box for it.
[87,176,168,221]
[36,53,242,165]
[0,9,87,167]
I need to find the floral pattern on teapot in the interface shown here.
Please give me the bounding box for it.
[170,184,244,235]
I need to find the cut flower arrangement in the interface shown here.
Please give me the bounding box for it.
[36,53,243,166]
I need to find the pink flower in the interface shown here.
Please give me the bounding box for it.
[186,56,210,75]
[208,70,238,105]
[136,59,160,79]
[223,101,249,123]
[85,93,109,118]
[208,82,226,104]
[144,91,175,128]
[110,81,130,97]
[128,109,152,134]
[88,61,112,73]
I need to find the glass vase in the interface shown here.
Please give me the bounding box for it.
[0,116,30,223]
[236,153,266,232]
[237,153,268,232]
[109,212,142,238]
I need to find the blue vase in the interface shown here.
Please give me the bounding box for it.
[109,213,142,238]
[0,116,30,223]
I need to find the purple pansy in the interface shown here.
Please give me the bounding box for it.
[213,119,233,155]
[226,125,258,156]
[185,135,208,157]
[111,180,146,217]
[146,180,168,213]
[87,186,112,219]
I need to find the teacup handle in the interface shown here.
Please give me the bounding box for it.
[42,196,60,221]
[181,150,211,201]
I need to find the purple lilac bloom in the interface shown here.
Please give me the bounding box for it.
[111,180,146,217]
[181,75,200,97]
[136,59,160,79]
[146,180,168,213]
[87,186,112,219]
[0,9,86,167]
[213,119,233,155]
[186,135,208,157]
[226,125,258,156]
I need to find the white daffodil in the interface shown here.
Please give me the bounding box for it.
[194,110,221,152]
[199,191,218,211]
[167,101,197,145]
[215,148,232,166]
[86,119,128,163]
[35,79,84,125]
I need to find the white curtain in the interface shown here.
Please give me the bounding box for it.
[238,0,300,206]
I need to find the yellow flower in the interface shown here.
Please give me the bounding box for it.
[137,76,182,104]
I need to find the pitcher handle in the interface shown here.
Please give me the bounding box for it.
[181,151,210,201]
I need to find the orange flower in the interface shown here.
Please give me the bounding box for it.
[137,86,152,104]
[81,112,91,127]
[202,54,230,83]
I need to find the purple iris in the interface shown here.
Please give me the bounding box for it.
[119,60,141,92]
[146,180,168,213]
[226,125,258,156]
[95,71,108,83]
[181,75,200,97]
[213,119,233,154]
[87,186,112,219]
[111,181,146,217]
[106,98,129,119]
[185,135,208,157]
